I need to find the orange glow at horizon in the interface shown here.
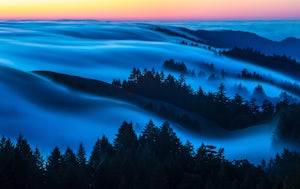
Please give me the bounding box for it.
[0,0,299,20]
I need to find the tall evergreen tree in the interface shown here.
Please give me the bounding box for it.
[34,147,44,171]
[157,122,181,159]
[114,121,138,153]
[63,147,83,189]
[33,147,44,189]
[88,138,101,188]
[75,143,89,189]
[88,138,101,171]
[14,135,37,189]
[99,135,114,159]
[140,120,160,148]
[46,146,64,189]
[0,137,15,189]
[76,142,86,167]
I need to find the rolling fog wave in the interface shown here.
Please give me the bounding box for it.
[0,20,298,162]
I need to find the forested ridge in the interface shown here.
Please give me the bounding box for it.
[115,67,275,130]
[223,47,300,79]
[36,67,300,142]
[1,121,300,189]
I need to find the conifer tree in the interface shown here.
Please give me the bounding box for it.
[46,146,64,189]
[76,142,86,167]
[114,121,138,153]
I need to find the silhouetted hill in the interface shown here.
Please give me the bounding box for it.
[195,30,267,48]
[222,47,300,80]
[281,37,300,44]
[193,30,300,59]
[164,27,300,60]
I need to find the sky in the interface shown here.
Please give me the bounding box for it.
[0,0,299,20]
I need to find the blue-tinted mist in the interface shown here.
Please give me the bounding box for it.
[0,20,299,162]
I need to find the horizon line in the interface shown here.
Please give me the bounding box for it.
[0,18,300,21]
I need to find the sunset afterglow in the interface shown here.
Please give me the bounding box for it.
[0,0,300,20]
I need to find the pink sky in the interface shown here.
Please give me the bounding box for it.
[0,0,299,20]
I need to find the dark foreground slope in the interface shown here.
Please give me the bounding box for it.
[1,121,299,189]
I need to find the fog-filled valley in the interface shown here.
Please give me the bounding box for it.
[1,20,300,165]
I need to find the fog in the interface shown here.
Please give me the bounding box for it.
[0,66,282,163]
[0,20,299,162]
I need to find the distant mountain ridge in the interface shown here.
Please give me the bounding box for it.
[159,26,300,60]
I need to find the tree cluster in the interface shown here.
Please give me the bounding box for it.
[236,68,300,97]
[276,103,300,145]
[266,148,300,189]
[163,59,188,74]
[239,68,263,81]
[120,68,274,130]
[278,80,300,97]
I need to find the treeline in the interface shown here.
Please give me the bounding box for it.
[238,68,263,81]
[1,121,300,189]
[163,59,188,74]
[149,27,204,44]
[116,68,274,130]
[237,68,300,97]
[223,46,300,79]
[163,57,300,98]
